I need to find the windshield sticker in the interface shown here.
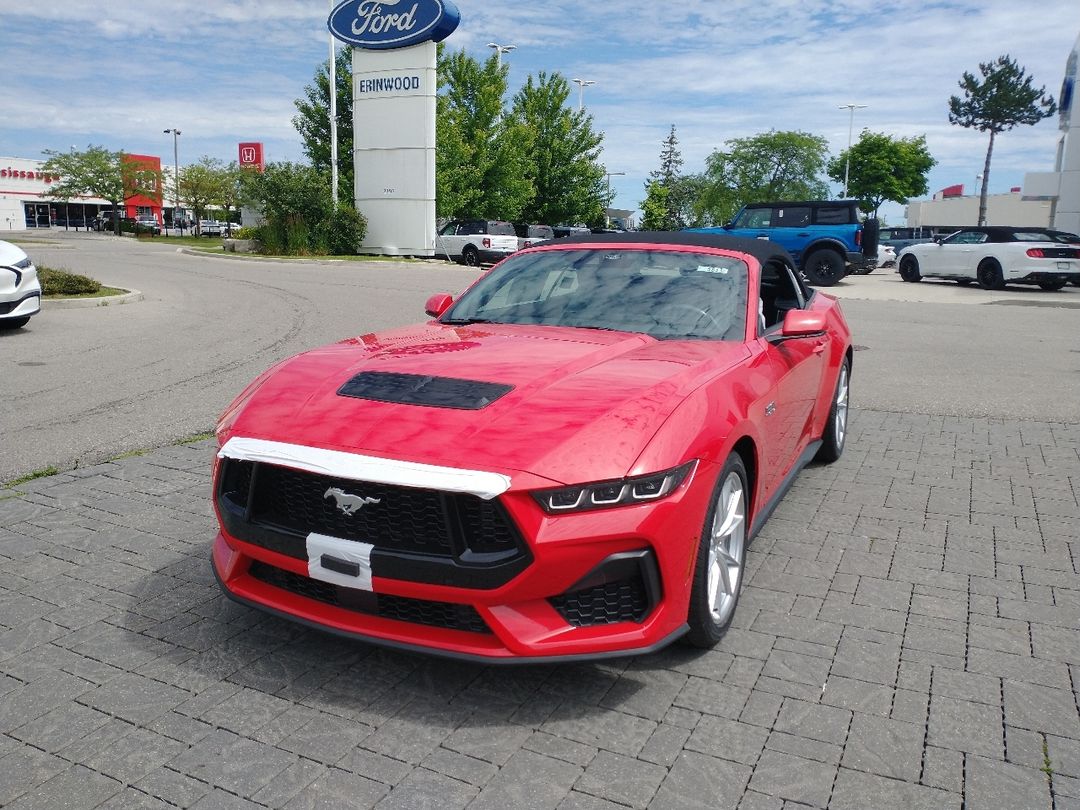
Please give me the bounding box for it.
[696,266,730,274]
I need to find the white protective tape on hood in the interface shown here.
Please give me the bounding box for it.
[218,437,512,500]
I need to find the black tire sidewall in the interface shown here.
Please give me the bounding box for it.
[685,453,749,648]
[463,247,479,267]
[803,249,845,287]
[899,256,920,282]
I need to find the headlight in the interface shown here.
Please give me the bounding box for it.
[14,257,32,270]
[533,461,697,514]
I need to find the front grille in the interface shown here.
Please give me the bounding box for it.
[216,458,531,589]
[248,561,490,634]
[253,463,454,555]
[222,460,522,559]
[550,575,651,627]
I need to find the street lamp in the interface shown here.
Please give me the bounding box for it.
[487,42,516,67]
[837,103,867,198]
[329,0,339,207]
[163,128,182,234]
[573,79,596,112]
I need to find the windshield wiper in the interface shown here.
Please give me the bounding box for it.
[441,317,500,325]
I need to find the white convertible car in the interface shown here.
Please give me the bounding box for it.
[897,227,1080,291]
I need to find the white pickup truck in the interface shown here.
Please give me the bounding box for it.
[435,220,519,266]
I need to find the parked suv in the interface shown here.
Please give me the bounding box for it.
[689,200,879,286]
[436,220,519,266]
[513,223,555,251]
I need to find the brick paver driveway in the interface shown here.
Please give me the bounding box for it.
[2,408,1078,809]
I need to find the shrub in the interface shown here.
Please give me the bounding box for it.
[37,266,102,296]
[315,206,368,255]
[232,226,258,240]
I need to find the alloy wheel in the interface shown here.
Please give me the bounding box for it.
[834,363,849,448]
[707,471,746,625]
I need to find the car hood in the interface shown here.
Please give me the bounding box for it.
[0,241,29,267]
[226,322,750,484]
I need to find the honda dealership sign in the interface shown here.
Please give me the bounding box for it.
[329,0,460,256]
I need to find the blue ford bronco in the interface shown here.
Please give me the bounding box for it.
[688,200,879,286]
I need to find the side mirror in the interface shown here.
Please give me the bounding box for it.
[425,293,454,318]
[933,236,944,244]
[771,309,827,342]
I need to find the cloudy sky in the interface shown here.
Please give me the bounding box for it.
[1,0,1077,224]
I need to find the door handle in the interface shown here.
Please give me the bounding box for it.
[797,233,810,237]
[812,342,827,355]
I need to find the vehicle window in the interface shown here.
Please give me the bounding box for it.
[529,225,554,240]
[439,222,458,236]
[773,207,811,227]
[758,259,805,334]
[947,231,989,245]
[1012,231,1052,242]
[733,209,771,228]
[488,221,516,236]
[457,221,482,235]
[813,205,852,225]
[442,249,749,341]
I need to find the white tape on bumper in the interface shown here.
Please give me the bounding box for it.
[306,532,374,591]
[218,437,511,500]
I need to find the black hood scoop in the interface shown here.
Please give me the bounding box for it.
[337,372,514,410]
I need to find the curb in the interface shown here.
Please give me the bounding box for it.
[46,288,143,309]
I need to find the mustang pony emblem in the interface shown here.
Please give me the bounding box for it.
[324,487,381,515]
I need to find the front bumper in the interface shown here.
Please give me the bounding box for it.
[0,291,41,320]
[211,455,717,661]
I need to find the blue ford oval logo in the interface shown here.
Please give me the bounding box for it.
[328,0,461,50]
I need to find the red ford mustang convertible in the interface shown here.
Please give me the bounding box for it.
[212,233,852,662]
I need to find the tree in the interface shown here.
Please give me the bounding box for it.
[179,157,226,233]
[827,131,937,216]
[696,131,830,225]
[436,49,533,220]
[511,71,608,226]
[40,146,159,235]
[948,55,1056,225]
[644,125,688,229]
[293,46,354,204]
[219,162,246,234]
[240,161,335,254]
[639,181,671,231]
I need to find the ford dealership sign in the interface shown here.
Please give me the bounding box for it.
[328,0,460,50]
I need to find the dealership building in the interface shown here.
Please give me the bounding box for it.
[0,154,168,231]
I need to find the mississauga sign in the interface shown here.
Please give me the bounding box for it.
[328,0,460,50]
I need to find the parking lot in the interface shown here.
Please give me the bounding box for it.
[2,234,1079,808]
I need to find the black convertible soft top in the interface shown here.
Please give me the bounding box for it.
[540,231,796,268]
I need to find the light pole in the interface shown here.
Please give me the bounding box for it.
[837,103,867,198]
[487,42,516,67]
[573,79,596,112]
[163,128,182,234]
[604,171,625,226]
[329,0,339,207]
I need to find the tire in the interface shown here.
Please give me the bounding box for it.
[802,249,846,287]
[462,245,480,267]
[685,453,749,648]
[815,357,850,463]
[957,279,973,286]
[977,259,1005,291]
[0,316,31,329]
[1039,279,1068,291]
[898,255,921,282]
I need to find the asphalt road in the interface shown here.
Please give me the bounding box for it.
[3,234,1079,483]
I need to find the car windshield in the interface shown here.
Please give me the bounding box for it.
[442,248,748,340]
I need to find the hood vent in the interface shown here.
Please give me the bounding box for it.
[337,371,513,410]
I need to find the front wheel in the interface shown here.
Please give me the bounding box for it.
[977,260,1005,291]
[686,453,749,648]
[1039,279,1068,291]
[0,316,31,329]
[898,255,921,282]
[802,249,846,287]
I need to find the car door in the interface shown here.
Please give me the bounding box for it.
[436,221,466,258]
[757,261,826,486]
[937,230,988,277]
[761,206,812,261]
